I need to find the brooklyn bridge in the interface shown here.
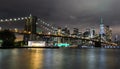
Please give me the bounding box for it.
[0,14,117,47]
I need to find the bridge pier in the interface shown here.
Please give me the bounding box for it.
[95,41,101,47]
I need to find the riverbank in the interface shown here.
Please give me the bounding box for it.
[0,46,60,49]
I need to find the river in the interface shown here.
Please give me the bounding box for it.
[0,48,120,69]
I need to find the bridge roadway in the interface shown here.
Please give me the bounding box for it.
[12,30,117,46]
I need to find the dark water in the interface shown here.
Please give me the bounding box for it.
[0,48,120,69]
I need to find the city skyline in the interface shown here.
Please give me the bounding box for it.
[0,0,120,38]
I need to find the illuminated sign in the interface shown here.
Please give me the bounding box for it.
[54,43,70,47]
[28,41,46,47]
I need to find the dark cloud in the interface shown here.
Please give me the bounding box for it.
[0,0,120,36]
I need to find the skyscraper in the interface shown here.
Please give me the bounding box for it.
[99,17,105,38]
[73,28,79,35]
[105,25,112,41]
[90,27,95,38]
[62,27,70,36]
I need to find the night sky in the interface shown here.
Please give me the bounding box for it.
[0,0,120,38]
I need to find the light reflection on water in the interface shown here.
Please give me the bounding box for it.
[0,48,120,69]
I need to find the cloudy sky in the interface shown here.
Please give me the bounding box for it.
[0,0,120,37]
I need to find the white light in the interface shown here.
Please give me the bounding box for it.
[18,18,20,20]
[28,41,46,47]
[0,19,3,22]
[25,17,27,19]
[48,32,51,35]
[5,19,8,21]
[10,19,12,21]
[21,17,24,20]
[14,18,17,21]
[36,22,38,24]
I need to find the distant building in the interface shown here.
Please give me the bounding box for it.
[57,27,62,35]
[83,28,90,37]
[78,32,82,37]
[99,17,106,42]
[105,25,112,41]
[90,27,95,38]
[62,26,70,36]
[115,35,118,42]
[0,27,2,31]
[73,28,79,36]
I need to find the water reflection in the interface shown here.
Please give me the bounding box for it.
[0,48,120,69]
[29,48,44,69]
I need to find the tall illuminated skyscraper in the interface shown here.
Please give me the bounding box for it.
[99,17,105,37]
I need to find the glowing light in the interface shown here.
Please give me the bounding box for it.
[24,30,27,33]
[10,19,12,21]
[0,19,3,22]
[38,32,42,34]
[28,31,31,34]
[54,43,70,47]
[36,22,38,24]
[21,17,24,20]
[5,19,8,21]
[28,41,46,47]
[18,18,20,20]
[48,32,51,35]
[14,28,18,32]
[14,18,17,21]
[25,17,27,19]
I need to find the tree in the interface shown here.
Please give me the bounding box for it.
[0,30,16,47]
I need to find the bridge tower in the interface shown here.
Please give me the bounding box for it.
[24,14,37,42]
[57,27,62,43]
